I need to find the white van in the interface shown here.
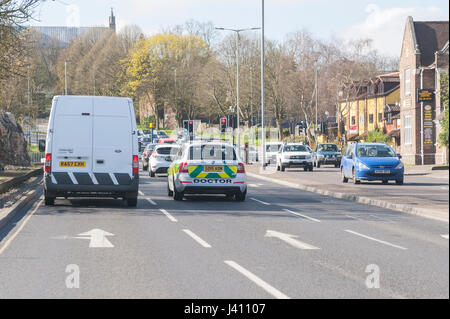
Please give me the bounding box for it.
[43,96,139,206]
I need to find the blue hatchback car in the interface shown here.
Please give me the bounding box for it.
[340,143,404,185]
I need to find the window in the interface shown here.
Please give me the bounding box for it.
[387,113,392,124]
[378,113,383,122]
[360,115,365,124]
[356,144,396,158]
[369,114,374,124]
[404,69,411,96]
[351,116,356,125]
[404,115,412,145]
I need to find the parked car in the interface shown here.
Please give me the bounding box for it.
[276,143,313,171]
[264,142,283,165]
[43,95,139,206]
[340,142,404,185]
[149,144,181,177]
[141,143,156,171]
[313,143,342,168]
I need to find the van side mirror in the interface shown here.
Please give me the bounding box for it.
[38,139,46,152]
[397,153,402,159]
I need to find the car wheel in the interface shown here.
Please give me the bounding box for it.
[235,189,246,201]
[317,162,321,168]
[173,184,184,201]
[396,179,404,185]
[167,182,173,196]
[150,170,155,177]
[281,165,285,172]
[352,168,360,184]
[309,165,313,172]
[277,162,280,171]
[45,196,55,206]
[382,180,389,185]
[313,161,316,167]
[304,166,308,171]
[126,197,138,207]
[341,169,348,183]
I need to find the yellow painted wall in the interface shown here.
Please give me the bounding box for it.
[350,100,358,132]
[366,98,376,132]
[376,97,385,129]
[386,87,400,104]
[358,100,365,135]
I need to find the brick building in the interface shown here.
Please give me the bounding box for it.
[399,17,449,165]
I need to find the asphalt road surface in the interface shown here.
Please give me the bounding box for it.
[0,168,448,298]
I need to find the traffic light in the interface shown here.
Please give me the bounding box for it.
[252,115,257,126]
[220,117,227,133]
[188,120,194,135]
[183,120,189,135]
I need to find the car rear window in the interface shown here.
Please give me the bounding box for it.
[156,147,179,155]
[188,144,236,161]
[318,144,338,152]
[284,145,307,152]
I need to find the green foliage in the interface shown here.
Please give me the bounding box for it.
[366,128,390,144]
[439,72,449,147]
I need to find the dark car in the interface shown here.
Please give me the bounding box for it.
[313,143,342,168]
[141,143,156,171]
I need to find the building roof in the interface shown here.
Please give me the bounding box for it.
[413,20,449,66]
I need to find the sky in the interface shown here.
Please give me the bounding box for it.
[31,0,449,57]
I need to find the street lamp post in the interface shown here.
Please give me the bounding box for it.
[261,0,266,169]
[215,26,260,155]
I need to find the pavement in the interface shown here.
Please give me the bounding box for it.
[245,163,449,222]
[0,167,448,298]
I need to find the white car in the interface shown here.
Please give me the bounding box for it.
[167,141,247,201]
[265,142,283,165]
[149,144,180,177]
[276,143,313,172]
[43,95,139,206]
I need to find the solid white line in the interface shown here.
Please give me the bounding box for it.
[250,198,270,205]
[146,198,157,205]
[283,209,321,223]
[182,229,211,248]
[224,260,290,299]
[0,199,43,256]
[441,234,449,239]
[160,209,177,222]
[345,230,407,250]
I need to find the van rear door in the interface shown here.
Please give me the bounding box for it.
[51,96,93,184]
[92,98,133,185]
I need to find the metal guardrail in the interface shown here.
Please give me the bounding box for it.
[28,152,45,164]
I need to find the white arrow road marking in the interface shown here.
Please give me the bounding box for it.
[345,230,407,250]
[76,229,114,248]
[265,230,320,250]
[250,198,270,205]
[182,229,211,248]
[160,209,177,222]
[224,260,290,299]
[283,209,321,223]
[441,234,449,239]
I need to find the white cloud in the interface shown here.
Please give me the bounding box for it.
[340,4,448,57]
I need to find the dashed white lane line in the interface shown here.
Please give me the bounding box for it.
[146,198,157,206]
[282,209,321,223]
[441,234,449,240]
[345,230,407,250]
[160,209,177,222]
[183,229,212,248]
[0,198,43,256]
[224,260,290,299]
[250,198,270,205]
[138,190,145,196]
[248,184,260,188]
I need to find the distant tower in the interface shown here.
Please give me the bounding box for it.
[109,8,116,32]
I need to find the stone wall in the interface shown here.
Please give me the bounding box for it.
[0,111,31,168]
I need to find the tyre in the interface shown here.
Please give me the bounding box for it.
[173,184,184,201]
[382,180,389,185]
[150,170,155,177]
[126,197,137,207]
[317,162,321,168]
[167,182,173,196]
[396,179,404,185]
[304,166,308,171]
[313,161,316,167]
[309,165,313,172]
[352,168,360,184]
[281,165,285,172]
[341,169,348,183]
[277,163,280,171]
[45,196,55,206]
[235,189,247,201]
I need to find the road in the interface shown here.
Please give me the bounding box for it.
[0,168,448,298]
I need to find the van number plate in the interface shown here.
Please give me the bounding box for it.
[59,161,86,167]
[203,165,224,172]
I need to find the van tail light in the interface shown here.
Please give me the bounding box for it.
[237,162,245,174]
[45,153,52,173]
[132,155,139,174]
[179,162,189,173]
